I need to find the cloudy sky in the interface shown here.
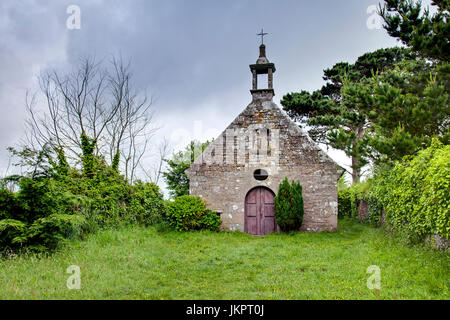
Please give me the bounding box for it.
[0,0,407,190]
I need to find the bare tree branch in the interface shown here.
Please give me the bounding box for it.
[21,56,158,183]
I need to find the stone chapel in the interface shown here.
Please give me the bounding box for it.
[186,42,344,235]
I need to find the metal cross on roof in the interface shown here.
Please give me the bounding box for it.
[257,28,268,45]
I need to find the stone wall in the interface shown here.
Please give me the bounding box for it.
[186,99,343,233]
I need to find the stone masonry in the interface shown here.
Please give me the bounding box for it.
[185,43,344,233]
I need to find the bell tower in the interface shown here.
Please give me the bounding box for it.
[250,29,276,102]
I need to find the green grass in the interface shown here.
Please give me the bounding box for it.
[0,219,448,299]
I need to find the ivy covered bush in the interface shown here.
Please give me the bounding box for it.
[165,195,221,232]
[128,182,167,226]
[0,137,166,252]
[274,178,304,232]
[370,139,450,240]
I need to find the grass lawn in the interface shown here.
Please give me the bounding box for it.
[0,218,448,300]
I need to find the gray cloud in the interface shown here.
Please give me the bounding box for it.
[0,0,401,186]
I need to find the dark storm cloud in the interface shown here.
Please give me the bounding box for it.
[0,0,401,178]
[0,0,68,175]
[59,0,397,112]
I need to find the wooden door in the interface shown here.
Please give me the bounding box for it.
[245,187,276,235]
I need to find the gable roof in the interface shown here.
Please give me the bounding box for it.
[186,100,344,176]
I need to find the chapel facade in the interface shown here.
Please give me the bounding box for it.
[186,43,343,235]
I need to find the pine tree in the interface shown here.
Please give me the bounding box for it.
[341,59,449,164]
[281,47,416,184]
[379,0,449,62]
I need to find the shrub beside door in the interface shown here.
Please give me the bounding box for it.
[274,178,304,232]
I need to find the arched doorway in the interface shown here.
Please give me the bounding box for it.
[245,187,277,235]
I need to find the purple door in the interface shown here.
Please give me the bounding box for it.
[245,187,277,235]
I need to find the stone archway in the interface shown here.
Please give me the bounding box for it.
[244,187,277,235]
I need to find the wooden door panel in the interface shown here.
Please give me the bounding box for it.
[263,217,276,235]
[246,204,257,217]
[263,204,275,217]
[247,191,257,204]
[245,187,277,236]
[245,216,257,234]
[262,190,274,204]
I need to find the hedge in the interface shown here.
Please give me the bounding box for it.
[370,139,449,239]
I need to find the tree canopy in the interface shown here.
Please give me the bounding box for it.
[281,47,417,183]
[380,0,449,61]
[341,59,449,164]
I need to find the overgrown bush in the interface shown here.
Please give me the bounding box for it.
[370,139,450,241]
[0,177,88,251]
[366,190,384,227]
[0,138,166,252]
[128,182,166,226]
[165,195,221,232]
[274,178,304,232]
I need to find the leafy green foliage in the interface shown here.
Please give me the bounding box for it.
[340,140,450,241]
[111,152,120,173]
[0,188,19,220]
[338,189,351,219]
[370,139,450,240]
[274,178,304,231]
[0,135,166,252]
[26,214,87,251]
[54,147,69,176]
[165,195,221,232]
[337,175,351,219]
[163,161,190,199]
[163,140,210,199]
[0,219,27,247]
[200,210,222,232]
[81,133,97,179]
[128,182,166,226]
[358,2,450,165]
[0,176,89,250]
